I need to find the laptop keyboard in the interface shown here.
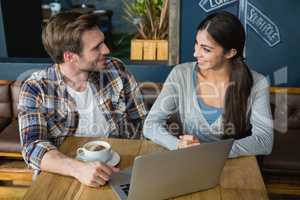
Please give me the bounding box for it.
[120,184,130,195]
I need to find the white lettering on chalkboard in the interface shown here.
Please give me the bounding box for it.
[198,0,281,47]
[247,2,280,47]
[199,0,238,12]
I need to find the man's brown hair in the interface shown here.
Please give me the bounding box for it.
[42,12,99,63]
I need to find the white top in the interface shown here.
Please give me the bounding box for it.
[67,82,109,136]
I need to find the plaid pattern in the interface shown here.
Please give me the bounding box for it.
[18,58,147,170]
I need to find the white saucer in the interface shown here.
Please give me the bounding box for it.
[75,150,121,166]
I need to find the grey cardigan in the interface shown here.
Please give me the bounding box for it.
[143,62,273,158]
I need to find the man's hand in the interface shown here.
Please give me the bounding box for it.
[73,161,120,187]
[177,135,200,149]
[40,150,119,188]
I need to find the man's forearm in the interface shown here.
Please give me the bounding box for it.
[39,149,120,187]
[40,149,84,178]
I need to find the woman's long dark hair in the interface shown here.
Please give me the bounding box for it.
[197,11,253,139]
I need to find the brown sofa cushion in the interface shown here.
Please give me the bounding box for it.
[11,81,23,119]
[0,80,12,118]
[0,80,13,132]
[139,82,162,111]
[0,120,21,152]
[0,117,11,132]
[260,92,300,175]
[261,129,300,174]
[270,92,300,131]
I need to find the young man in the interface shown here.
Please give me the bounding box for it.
[18,12,147,187]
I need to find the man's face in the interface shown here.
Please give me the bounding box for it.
[76,27,110,72]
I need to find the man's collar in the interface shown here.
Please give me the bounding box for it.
[54,63,100,87]
[54,63,65,86]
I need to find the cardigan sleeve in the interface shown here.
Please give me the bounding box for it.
[143,68,181,150]
[229,75,274,157]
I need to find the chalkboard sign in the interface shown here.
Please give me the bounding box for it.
[180,0,300,87]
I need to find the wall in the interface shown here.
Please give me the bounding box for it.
[42,0,136,33]
[180,0,300,87]
[72,0,136,33]
[0,1,7,57]
[0,58,172,82]
[0,0,46,57]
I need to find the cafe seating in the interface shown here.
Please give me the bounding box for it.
[0,80,32,199]
[261,89,300,175]
[259,88,300,196]
[0,81,11,133]
[0,80,299,197]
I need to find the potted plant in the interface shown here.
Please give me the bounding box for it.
[122,0,169,61]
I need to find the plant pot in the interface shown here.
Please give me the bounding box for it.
[130,39,168,61]
[130,39,143,60]
[143,40,157,60]
[156,40,168,61]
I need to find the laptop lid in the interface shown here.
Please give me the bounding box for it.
[127,139,233,200]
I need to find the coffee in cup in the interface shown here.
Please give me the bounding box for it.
[85,144,106,151]
[77,141,112,162]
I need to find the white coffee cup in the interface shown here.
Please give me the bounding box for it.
[77,141,112,162]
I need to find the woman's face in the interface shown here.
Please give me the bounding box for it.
[193,29,228,71]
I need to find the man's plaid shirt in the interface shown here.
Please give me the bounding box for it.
[18,58,147,170]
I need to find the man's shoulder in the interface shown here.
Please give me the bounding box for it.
[27,70,47,82]
[26,64,55,82]
[108,57,127,72]
[21,64,57,91]
[105,57,133,81]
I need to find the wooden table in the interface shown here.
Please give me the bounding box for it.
[24,137,269,200]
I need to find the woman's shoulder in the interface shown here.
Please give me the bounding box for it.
[250,69,270,92]
[250,69,266,81]
[169,61,196,77]
[172,61,195,71]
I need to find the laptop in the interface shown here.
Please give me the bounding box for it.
[109,139,233,200]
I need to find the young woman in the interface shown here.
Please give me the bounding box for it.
[143,11,273,157]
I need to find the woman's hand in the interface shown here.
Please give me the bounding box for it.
[177,135,200,149]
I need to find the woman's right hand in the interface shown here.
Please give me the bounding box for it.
[177,135,200,149]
